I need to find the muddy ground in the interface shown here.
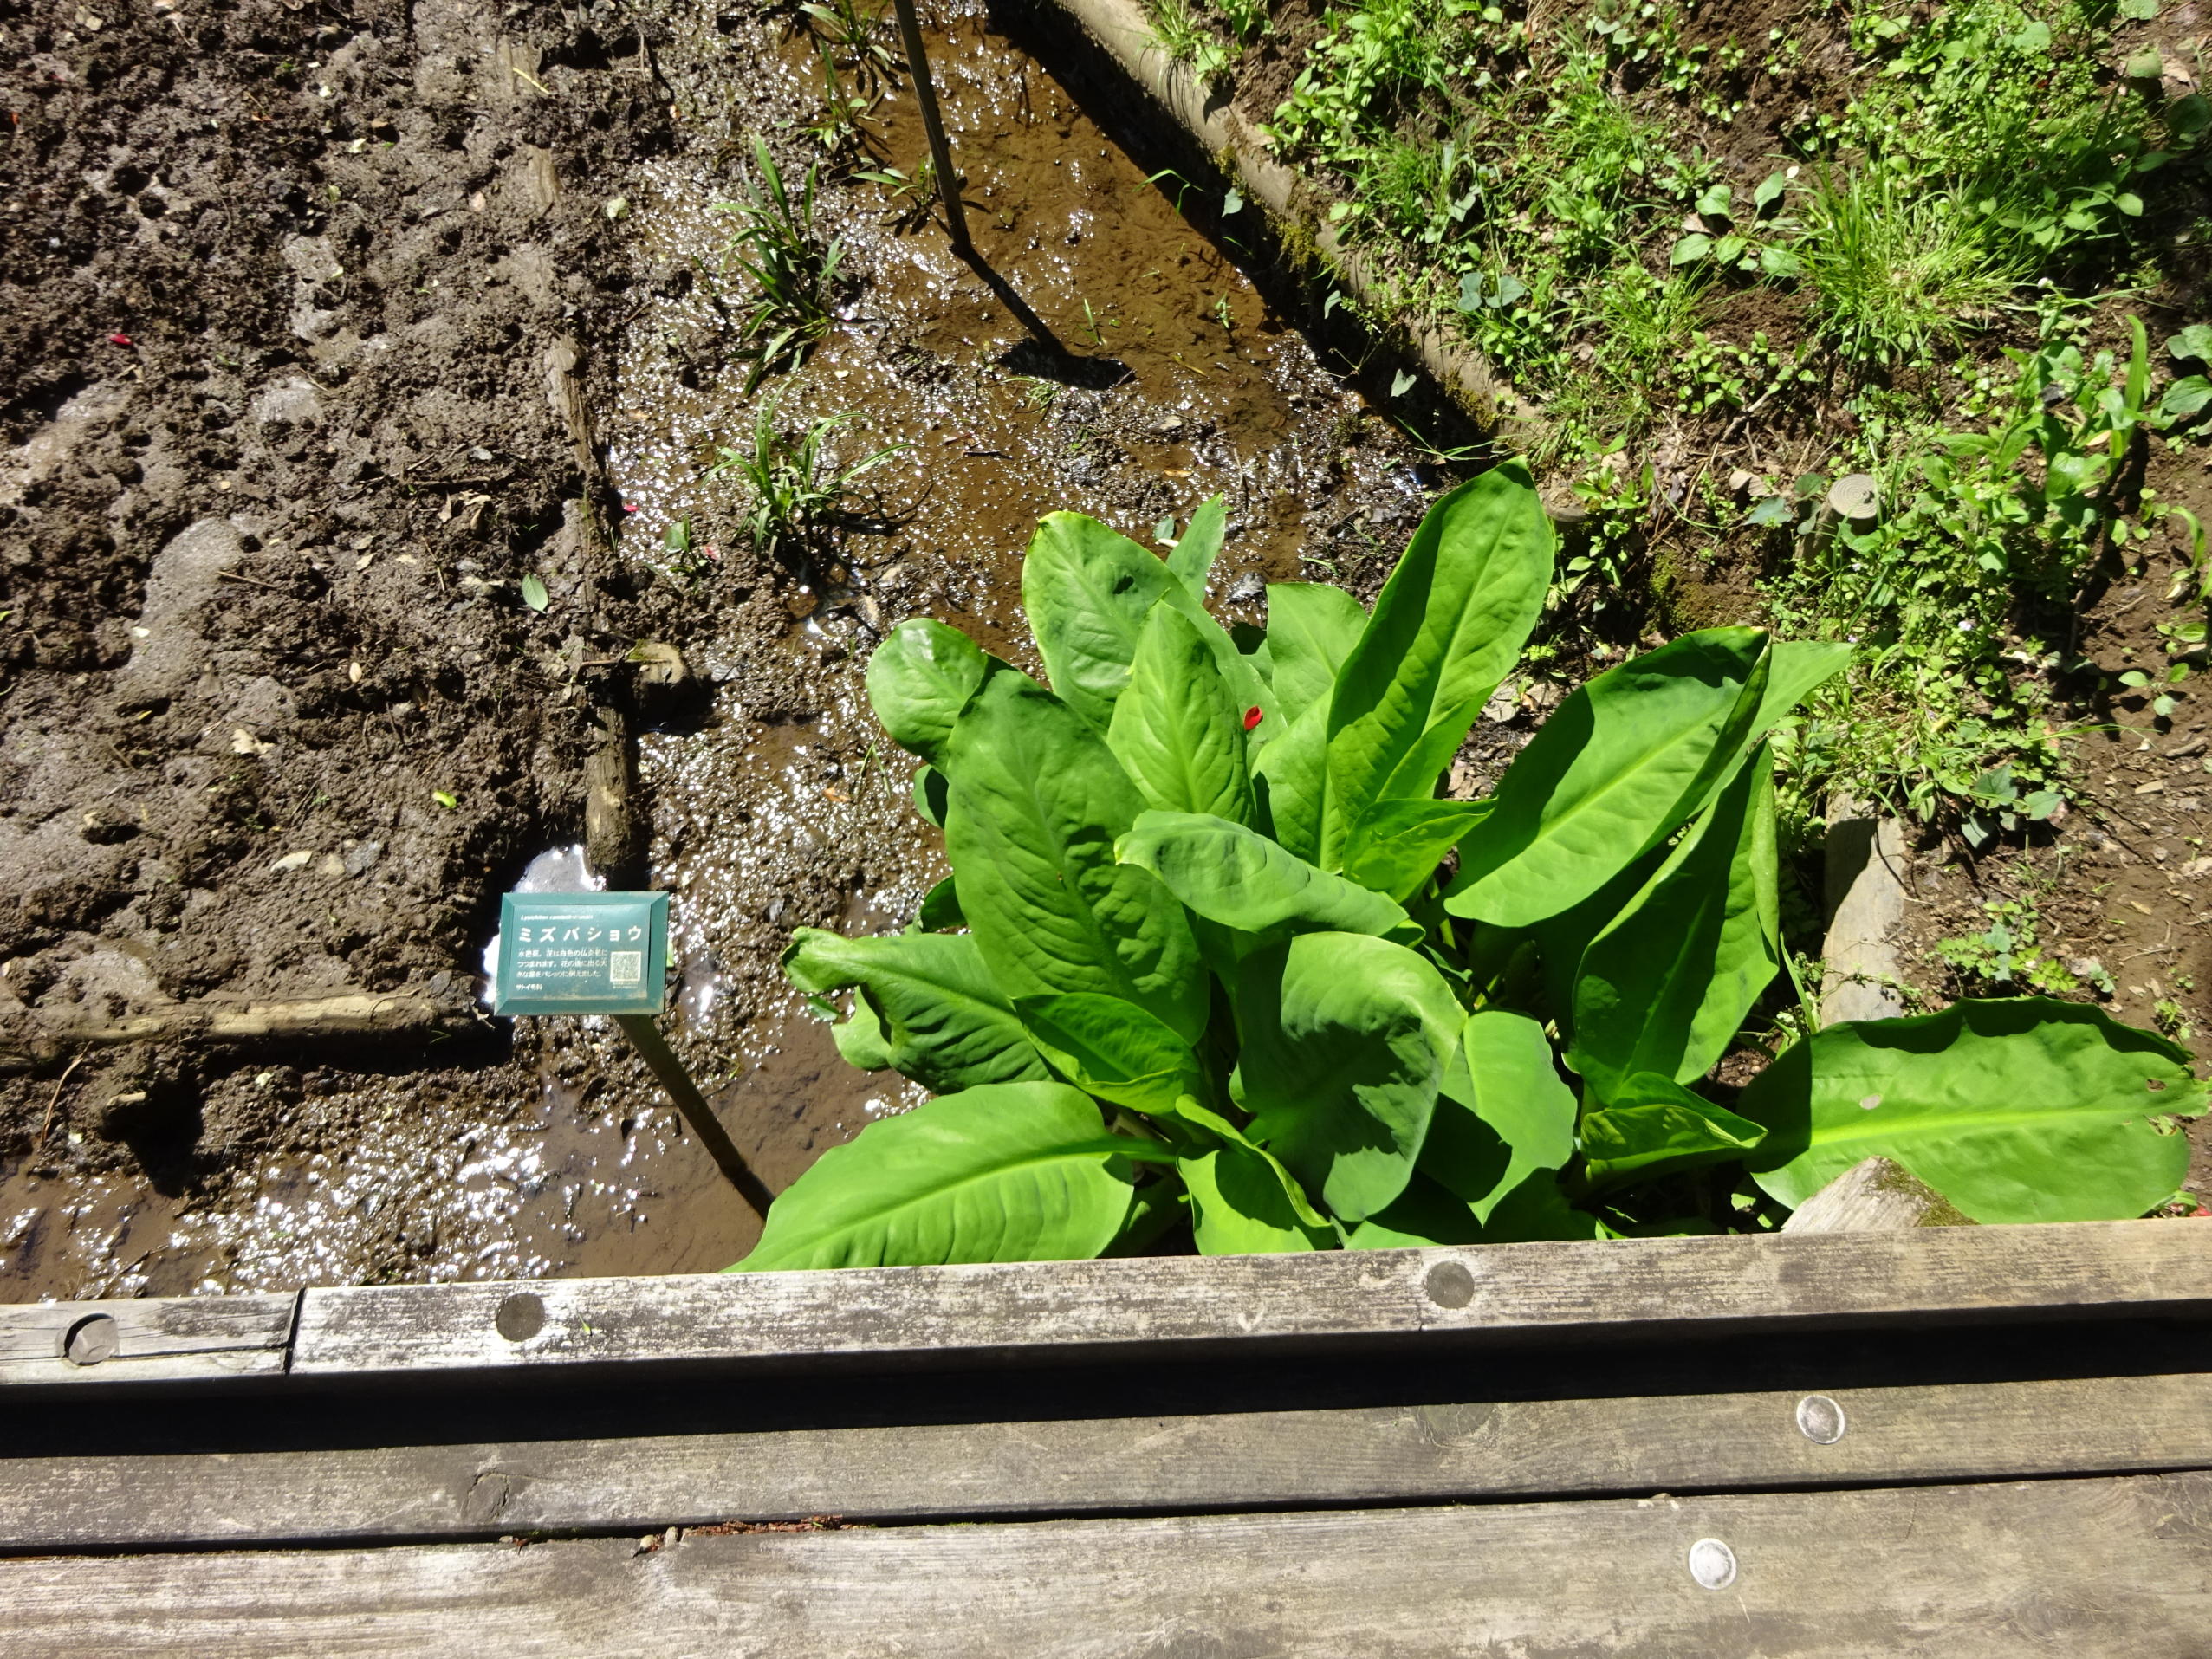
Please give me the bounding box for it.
[0,0,1448,1294]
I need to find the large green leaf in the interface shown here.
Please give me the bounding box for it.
[1525,841,1671,1035]
[1177,1106,1334,1254]
[1746,639,1852,742]
[912,765,950,828]
[826,985,893,1071]
[1253,701,1328,863]
[1236,931,1464,1221]
[1444,628,1772,928]
[942,672,1208,1041]
[1117,810,1420,946]
[865,619,995,762]
[1014,991,1201,1115]
[1741,999,2203,1222]
[1425,1008,1579,1220]
[1578,1073,1768,1191]
[731,1084,1155,1270]
[1106,606,1254,823]
[1021,511,1179,730]
[1022,510,1269,740]
[1264,581,1368,727]
[1324,463,1553,869]
[1341,1172,1488,1247]
[1571,746,1781,1100]
[1340,798,1489,904]
[911,874,965,933]
[1342,1166,1605,1247]
[1167,494,1227,593]
[784,928,1049,1093]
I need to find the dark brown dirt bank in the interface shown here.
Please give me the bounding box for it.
[0,0,1444,1294]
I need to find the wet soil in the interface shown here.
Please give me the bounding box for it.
[0,0,1441,1295]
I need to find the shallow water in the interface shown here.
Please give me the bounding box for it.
[0,0,1439,1299]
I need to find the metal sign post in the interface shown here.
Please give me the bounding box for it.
[889,0,971,255]
[495,891,771,1218]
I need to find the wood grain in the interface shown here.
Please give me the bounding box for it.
[0,1294,295,1387]
[6,1472,2209,1656]
[5,1372,2211,1549]
[286,1222,2211,1383]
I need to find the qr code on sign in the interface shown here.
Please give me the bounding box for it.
[609,950,643,985]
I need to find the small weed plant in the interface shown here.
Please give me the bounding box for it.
[1767,307,2171,821]
[736,472,2201,1269]
[718,139,845,392]
[708,403,902,561]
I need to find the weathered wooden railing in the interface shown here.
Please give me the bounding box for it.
[3,1223,2209,1655]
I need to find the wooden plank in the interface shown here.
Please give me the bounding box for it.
[5,1372,2212,1550]
[284,1222,2212,1384]
[0,1295,296,1388]
[5,1472,2209,1656]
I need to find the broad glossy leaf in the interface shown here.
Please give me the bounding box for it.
[1341,798,1489,903]
[1014,991,1200,1114]
[1167,494,1227,592]
[1325,463,1553,868]
[1745,639,1851,740]
[942,672,1208,1042]
[1021,511,1177,729]
[1106,606,1254,823]
[1478,1170,1611,1240]
[731,1083,1152,1270]
[828,985,894,1071]
[1264,581,1368,726]
[1571,746,1780,1099]
[1742,999,2202,1222]
[2160,375,2212,424]
[1526,841,1671,1035]
[1237,931,1464,1221]
[1425,1008,1578,1220]
[1253,701,1328,863]
[785,928,1049,1092]
[1343,1167,1604,1247]
[1181,1127,1334,1254]
[1342,1172,1486,1247]
[1445,628,1772,927]
[1022,510,1270,740]
[1102,1175,1190,1256]
[1117,810,1420,945]
[912,765,950,828]
[866,619,995,761]
[1579,1073,1768,1191]
[911,874,964,933]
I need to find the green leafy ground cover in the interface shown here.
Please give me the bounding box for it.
[737,474,2202,1267]
[1145,0,2212,836]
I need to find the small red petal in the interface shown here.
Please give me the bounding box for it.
[1242,705,1263,732]
[107,333,133,346]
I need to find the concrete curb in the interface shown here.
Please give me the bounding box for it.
[1029,0,1509,429]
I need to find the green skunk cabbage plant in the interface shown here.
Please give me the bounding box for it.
[736,463,2203,1269]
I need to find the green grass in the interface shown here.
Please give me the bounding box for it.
[717,139,845,392]
[1231,0,2206,832]
[707,404,903,562]
[1798,166,2027,366]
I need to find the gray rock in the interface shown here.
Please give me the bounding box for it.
[121,518,245,699]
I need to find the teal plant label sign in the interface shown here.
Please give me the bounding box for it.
[494,891,669,1016]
